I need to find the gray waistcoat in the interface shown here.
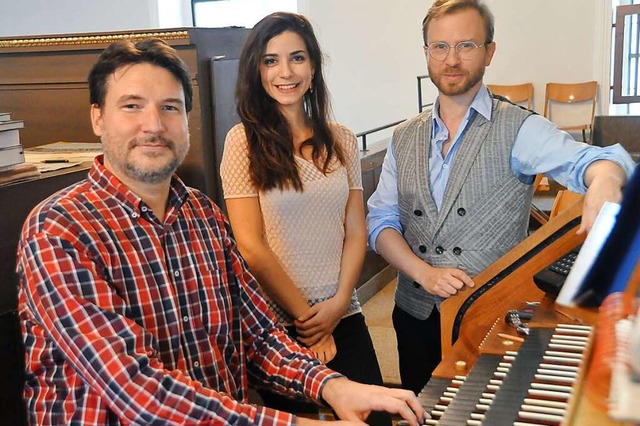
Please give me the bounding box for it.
[394,97,534,320]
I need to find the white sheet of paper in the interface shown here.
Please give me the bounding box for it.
[555,201,621,307]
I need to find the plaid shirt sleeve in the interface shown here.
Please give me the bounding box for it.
[19,228,298,425]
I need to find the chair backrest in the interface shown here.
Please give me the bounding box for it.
[543,81,598,142]
[549,189,584,219]
[487,83,534,109]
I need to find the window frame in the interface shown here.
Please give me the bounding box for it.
[612,4,640,104]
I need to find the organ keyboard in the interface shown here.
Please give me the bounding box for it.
[421,197,636,425]
[419,326,594,426]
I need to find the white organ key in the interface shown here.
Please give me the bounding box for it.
[476,403,490,410]
[518,410,564,423]
[470,413,485,420]
[523,398,568,409]
[443,391,456,398]
[482,392,495,399]
[557,323,592,331]
[538,363,579,372]
[520,404,566,416]
[452,379,465,385]
[528,389,570,399]
[549,336,589,346]
[431,409,444,416]
[548,343,585,351]
[545,350,583,359]
[542,355,581,364]
[536,368,576,378]
[530,383,573,393]
[497,366,510,373]
[434,404,448,411]
[424,419,439,425]
[555,328,591,336]
[440,396,453,402]
[454,375,467,380]
[479,398,493,405]
[466,420,482,426]
[534,374,575,383]
[550,334,588,342]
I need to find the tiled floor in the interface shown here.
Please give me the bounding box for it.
[361,279,401,387]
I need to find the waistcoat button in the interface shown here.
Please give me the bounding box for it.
[435,246,444,254]
[453,247,462,255]
[457,207,466,216]
[418,245,427,253]
[414,209,423,216]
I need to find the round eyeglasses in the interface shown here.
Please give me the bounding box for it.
[426,41,487,61]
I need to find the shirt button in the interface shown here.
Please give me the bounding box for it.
[174,270,180,277]
[435,246,445,254]
[443,164,449,169]
[413,281,420,289]
[183,316,189,322]
[418,245,427,253]
[453,247,462,255]
[414,209,423,216]
[131,212,139,219]
[457,207,466,216]
[193,361,200,368]
[141,206,148,212]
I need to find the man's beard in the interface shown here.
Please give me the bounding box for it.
[105,135,189,184]
[429,64,485,96]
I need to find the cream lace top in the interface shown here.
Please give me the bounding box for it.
[220,123,363,325]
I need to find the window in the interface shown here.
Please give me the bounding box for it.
[192,0,297,28]
[611,1,640,112]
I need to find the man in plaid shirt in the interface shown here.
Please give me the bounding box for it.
[16,39,425,425]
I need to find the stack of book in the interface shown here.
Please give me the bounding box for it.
[0,113,40,185]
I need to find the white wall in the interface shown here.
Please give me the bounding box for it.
[0,0,159,36]
[0,0,609,144]
[300,0,432,144]
[484,0,601,114]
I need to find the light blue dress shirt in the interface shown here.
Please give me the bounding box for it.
[366,85,636,251]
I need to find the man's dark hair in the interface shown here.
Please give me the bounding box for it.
[236,12,344,192]
[88,38,193,112]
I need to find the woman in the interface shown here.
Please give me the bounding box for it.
[220,12,389,425]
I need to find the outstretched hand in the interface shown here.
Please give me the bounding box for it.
[321,378,427,426]
[578,172,624,234]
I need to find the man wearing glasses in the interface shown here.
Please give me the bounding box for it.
[366,0,635,396]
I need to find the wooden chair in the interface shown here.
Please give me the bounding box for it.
[549,189,583,219]
[543,81,598,143]
[487,83,534,109]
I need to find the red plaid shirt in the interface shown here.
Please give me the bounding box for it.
[17,156,339,425]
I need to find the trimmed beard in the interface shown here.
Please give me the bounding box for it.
[429,64,486,97]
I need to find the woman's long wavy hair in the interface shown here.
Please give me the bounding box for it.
[236,12,345,192]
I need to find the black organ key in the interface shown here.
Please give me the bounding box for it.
[436,355,502,426]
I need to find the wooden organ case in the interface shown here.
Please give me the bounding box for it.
[419,198,639,426]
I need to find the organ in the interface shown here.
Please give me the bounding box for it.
[421,196,640,426]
